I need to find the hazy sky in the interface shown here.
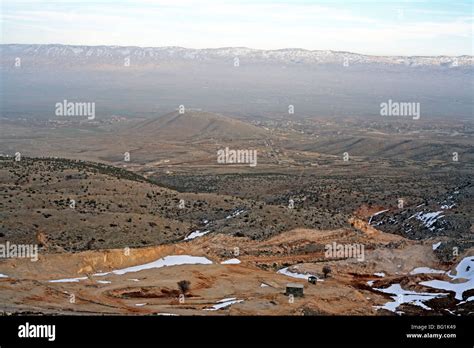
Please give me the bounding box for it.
[1,0,472,56]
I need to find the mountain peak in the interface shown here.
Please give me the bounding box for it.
[131,110,269,141]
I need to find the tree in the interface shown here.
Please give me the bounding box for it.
[177,280,191,294]
[322,266,332,278]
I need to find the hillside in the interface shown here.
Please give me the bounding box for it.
[0,157,349,252]
[131,110,270,141]
[1,225,472,316]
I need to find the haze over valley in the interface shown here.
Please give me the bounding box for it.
[0,1,473,320]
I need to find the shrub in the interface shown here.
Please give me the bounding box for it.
[177,280,191,294]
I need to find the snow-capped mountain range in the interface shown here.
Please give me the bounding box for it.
[1,44,472,68]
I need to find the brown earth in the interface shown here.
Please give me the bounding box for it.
[1,224,470,316]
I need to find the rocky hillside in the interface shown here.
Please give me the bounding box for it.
[0,156,350,252]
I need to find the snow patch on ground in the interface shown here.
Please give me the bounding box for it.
[419,279,473,301]
[368,209,389,224]
[420,257,474,300]
[277,267,316,280]
[221,258,241,264]
[94,255,213,276]
[225,209,246,219]
[432,242,442,250]
[448,256,474,280]
[50,255,213,282]
[203,298,243,311]
[409,211,444,231]
[184,230,211,241]
[410,267,445,275]
[0,274,9,278]
[458,296,474,305]
[374,272,386,277]
[49,276,88,283]
[373,284,448,312]
[155,313,178,316]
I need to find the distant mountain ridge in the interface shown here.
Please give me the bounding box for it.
[1,44,472,67]
[2,44,472,120]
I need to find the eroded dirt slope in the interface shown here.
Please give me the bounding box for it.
[1,225,472,316]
